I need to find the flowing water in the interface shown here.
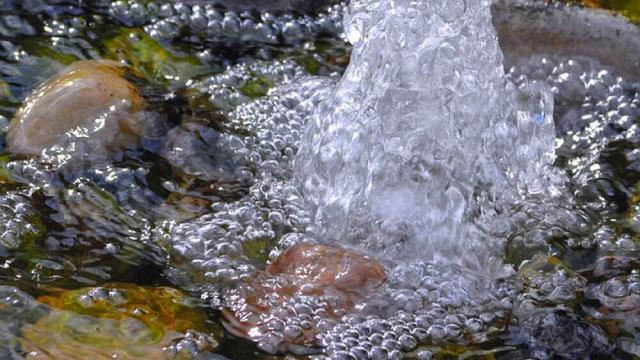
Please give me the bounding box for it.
[0,0,639,359]
[296,0,564,275]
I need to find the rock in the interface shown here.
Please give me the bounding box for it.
[592,256,640,278]
[21,283,220,359]
[0,191,45,250]
[192,0,335,14]
[514,309,614,359]
[265,243,387,295]
[7,60,146,156]
[493,0,640,81]
[222,243,386,354]
[0,286,48,359]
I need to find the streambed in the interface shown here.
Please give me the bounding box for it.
[0,1,639,359]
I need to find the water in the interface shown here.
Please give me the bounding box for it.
[0,0,639,359]
[296,0,562,275]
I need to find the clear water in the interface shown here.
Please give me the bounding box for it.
[0,0,639,359]
[296,0,564,275]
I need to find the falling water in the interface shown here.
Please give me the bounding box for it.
[296,0,567,274]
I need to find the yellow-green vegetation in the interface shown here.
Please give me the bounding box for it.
[242,238,273,265]
[103,28,208,87]
[0,192,46,250]
[517,254,568,280]
[240,76,275,98]
[20,283,219,359]
[574,0,640,22]
[21,37,80,66]
[0,155,14,184]
[0,80,11,100]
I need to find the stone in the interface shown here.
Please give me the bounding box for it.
[222,243,386,354]
[20,283,219,359]
[7,60,146,155]
[207,0,334,14]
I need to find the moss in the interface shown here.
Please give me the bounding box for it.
[0,80,11,100]
[0,192,46,250]
[20,37,80,66]
[408,344,515,359]
[240,76,275,98]
[242,238,273,266]
[295,55,321,75]
[37,284,208,333]
[0,155,14,185]
[20,283,220,359]
[574,0,640,23]
[102,28,207,87]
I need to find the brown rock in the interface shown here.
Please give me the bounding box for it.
[7,60,146,155]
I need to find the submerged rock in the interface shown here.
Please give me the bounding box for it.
[0,286,47,359]
[6,60,146,156]
[0,191,45,250]
[188,0,335,14]
[493,0,640,81]
[222,243,386,354]
[21,283,219,359]
[514,309,614,359]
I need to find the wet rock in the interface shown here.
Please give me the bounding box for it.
[265,243,387,295]
[187,0,336,14]
[6,60,146,156]
[221,243,386,354]
[493,0,640,81]
[592,256,640,278]
[0,191,45,250]
[514,309,614,359]
[21,283,220,359]
[0,286,47,359]
[586,275,640,312]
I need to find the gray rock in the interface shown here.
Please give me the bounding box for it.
[514,309,614,359]
[493,0,640,81]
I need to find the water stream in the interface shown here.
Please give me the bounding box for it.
[0,0,639,359]
[297,0,563,275]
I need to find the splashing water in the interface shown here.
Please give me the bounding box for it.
[296,0,566,274]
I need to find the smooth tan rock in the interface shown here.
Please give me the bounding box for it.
[7,60,146,155]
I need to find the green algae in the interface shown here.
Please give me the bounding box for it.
[240,76,275,98]
[563,0,640,23]
[21,37,80,66]
[242,238,273,266]
[20,283,220,359]
[0,192,46,250]
[584,0,640,23]
[103,28,208,87]
[37,284,209,333]
[407,345,516,359]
